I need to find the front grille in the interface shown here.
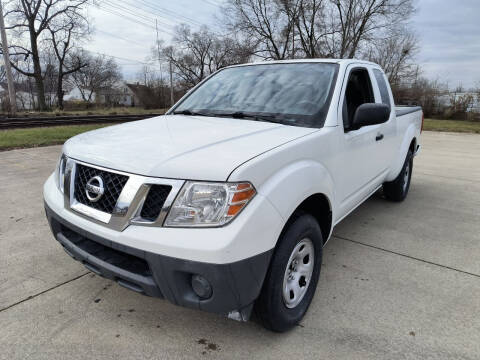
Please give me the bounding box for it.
[60,224,151,277]
[140,185,172,221]
[74,164,129,214]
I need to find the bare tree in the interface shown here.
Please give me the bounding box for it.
[280,0,331,58]
[324,0,414,58]
[475,82,480,107]
[223,0,415,60]
[449,90,474,120]
[42,49,58,107]
[4,0,90,110]
[47,9,89,109]
[366,29,418,87]
[68,51,121,103]
[393,75,447,117]
[163,25,253,89]
[136,63,160,87]
[223,0,295,60]
[0,64,5,82]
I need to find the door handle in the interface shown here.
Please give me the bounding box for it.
[376,134,384,141]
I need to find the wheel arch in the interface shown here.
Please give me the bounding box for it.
[409,137,417,153]
[291,193,333,243]
[254,160,336,246]
[274,193,333,247]
[385,124,418,182]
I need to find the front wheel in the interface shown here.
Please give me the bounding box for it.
[255,213,323,332]
[383,149,413,202]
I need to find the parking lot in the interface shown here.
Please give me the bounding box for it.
[0,131,479,359]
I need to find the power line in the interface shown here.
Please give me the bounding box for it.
[104,0,219,33]
[89,1,227,72]
[137,0,204,27]
[200,0,223,8]
[97,5,155,31]
[138,0,223,32]
[84,49,148,65]
[95,29,146,48]
[120,0,204,28]
[103,2,176,31]
[96,3,176,37]
[103,2,157,24]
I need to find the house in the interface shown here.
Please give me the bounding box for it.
[64,81,137,107]
[95,82,162,108]
[125,83,159,108]
[63,86,96,103]
[96,82,135,107]
[1,81,37,110]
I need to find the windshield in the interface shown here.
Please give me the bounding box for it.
[172,63,339,128]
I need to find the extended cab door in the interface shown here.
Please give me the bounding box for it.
[371,68,397,178]
[335,65,395,220]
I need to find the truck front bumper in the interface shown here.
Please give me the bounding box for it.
[45,204,273,319]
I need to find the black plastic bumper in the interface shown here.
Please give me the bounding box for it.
[45,204,273,318]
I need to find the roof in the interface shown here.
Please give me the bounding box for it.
[227,58,378,69]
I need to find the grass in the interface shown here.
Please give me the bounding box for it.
[423,118,480,134]
[0,124,111,151]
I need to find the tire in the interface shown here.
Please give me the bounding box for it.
[255,212,323,332]
[383,149,413,202]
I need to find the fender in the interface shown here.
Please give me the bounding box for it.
[257,160,334,221]
[385,123,417,182]
[232,158,335,249]
[228,128,339,249]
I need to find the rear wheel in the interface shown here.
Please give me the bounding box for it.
[255,213,323,332]
[383,149,413,202]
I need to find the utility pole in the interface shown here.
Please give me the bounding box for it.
[169,60,174,107]
[292,21,295,59]
[155,20,164,108]
[0,0,16,115]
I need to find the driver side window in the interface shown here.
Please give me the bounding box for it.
[342,68,374,132]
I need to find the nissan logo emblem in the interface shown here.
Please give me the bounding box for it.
[85,176,105,202]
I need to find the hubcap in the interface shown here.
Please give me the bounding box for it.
[282,238,315,309]
[403,162,410,193]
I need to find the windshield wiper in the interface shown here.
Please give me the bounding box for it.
[172,109,212,116]
[221,111,280,124]
[174,109,281,124]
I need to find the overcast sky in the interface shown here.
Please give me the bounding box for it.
[412,0,480,89]
[85,0,480,89]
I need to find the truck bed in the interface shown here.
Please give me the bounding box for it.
[395,106,422,117]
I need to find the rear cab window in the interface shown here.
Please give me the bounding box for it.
[373,69,392,109]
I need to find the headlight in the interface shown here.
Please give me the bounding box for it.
[164,181,256,227]
[54,154,67,193]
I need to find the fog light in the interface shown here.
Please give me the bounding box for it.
[191,275,213,299]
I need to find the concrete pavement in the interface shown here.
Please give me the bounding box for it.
[0,132,479,359]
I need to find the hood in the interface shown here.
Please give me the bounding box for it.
[63,115,316,180]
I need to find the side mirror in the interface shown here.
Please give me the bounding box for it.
[351,103,390,130]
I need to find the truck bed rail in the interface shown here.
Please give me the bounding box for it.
[395,106,422,117]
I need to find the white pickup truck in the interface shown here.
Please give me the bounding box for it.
[44,59,423,332]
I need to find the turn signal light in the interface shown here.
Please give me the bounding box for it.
[227,183,256,217]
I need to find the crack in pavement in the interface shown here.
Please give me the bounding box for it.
[334,235,480,279]
[0,272,90,314]
[2,234,479,314]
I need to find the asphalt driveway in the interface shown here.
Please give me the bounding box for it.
[0,131,479,359]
